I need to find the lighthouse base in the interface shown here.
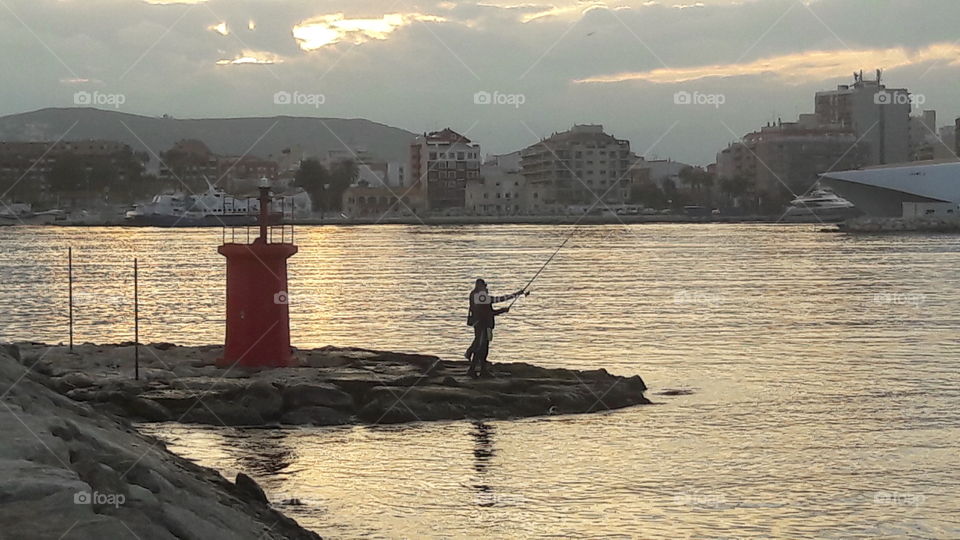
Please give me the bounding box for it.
[217,239,299,369]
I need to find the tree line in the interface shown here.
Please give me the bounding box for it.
[293,158,358,215]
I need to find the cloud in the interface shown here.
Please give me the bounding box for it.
[575,43,960,85]
[215,50,282,65]
[208,22,229,35]
[292,12,447,51]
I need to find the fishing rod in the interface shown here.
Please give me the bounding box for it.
[505,190,614,310]
[508,225,579,309]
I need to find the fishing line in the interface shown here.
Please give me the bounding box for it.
[508,225,579,309]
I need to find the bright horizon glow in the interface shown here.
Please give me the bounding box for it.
[575,42,960,84]
[215,50,281,65]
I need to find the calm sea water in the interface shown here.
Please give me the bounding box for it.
[1,224,958,538]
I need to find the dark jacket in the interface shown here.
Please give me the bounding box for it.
[467,289,520,329]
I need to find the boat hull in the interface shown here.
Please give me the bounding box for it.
[781,206,862,223]
[124,214,257,227]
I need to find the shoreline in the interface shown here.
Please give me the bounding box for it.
[10,342,651,427]
[1,214,829,227]
[0,341,649,536]
[0,344,320,539]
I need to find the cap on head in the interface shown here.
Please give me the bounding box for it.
[475,278,486,288]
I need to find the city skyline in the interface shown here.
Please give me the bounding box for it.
[1,0,959,165]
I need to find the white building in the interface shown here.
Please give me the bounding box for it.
[323,148,405,188]
[466,152,526,215]
[821,160,960,217]
[520,124,632,210]
[409,128,481,211]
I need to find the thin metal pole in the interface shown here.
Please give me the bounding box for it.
[134,258,139,381]
[68,247,74,352]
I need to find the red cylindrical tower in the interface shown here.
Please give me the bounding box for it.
[217,180,298,368]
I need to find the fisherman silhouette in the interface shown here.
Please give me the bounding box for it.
[465,279,528,378]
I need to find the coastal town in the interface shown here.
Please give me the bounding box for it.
[2,72,958,226]
[4,0,960,537]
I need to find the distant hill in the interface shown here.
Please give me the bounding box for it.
[0,108,417,164]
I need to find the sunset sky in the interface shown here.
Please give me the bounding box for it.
[2,0,959,164]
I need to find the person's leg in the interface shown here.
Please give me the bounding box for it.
[472,328,490,377]
[477,329,493,376]
[465,324,482,361]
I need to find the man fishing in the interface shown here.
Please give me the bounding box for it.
[465,279,529,378]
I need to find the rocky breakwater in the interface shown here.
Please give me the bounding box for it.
[7,342,650,427]
[0,346,319,539]
[841,216,960,233]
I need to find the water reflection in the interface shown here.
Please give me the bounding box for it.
[470,422,496,506]
[7,225,960,538]
[228,429,295,476]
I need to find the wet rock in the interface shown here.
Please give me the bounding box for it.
[12,342,651,428]
[59,372,96,390]
[0,353,320,540]
[280,406,352,426]
[281,383,354,411]
[234,473,268,505]
[1,344,20,362]
[123,398,172,422]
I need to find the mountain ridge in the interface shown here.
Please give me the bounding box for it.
[0,107,418,164]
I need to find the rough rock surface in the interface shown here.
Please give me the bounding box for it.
[8,342,650,427]
[0,348,320,540]
[841,216,960,233]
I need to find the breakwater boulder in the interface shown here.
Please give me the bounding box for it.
[0,348,319,539]
[842,216,960,233]
[7,343,650,427]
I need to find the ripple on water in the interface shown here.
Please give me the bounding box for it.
[3,223,959,538]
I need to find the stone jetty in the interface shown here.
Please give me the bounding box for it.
[0,346,319,540]
[7,342,650,427]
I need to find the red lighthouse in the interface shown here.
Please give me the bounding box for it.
[217,179,298,368]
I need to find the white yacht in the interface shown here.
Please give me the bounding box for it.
[782,188,860,222]
[125,182,312,227]
[125,186,259,227]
